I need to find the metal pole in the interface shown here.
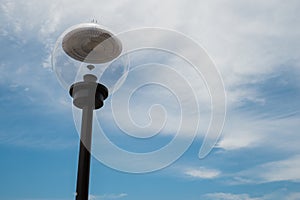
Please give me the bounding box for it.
[76,105,93,200]
[69,74,108,200]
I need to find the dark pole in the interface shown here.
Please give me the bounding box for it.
[69,74,108,200]
[75,106,93,200]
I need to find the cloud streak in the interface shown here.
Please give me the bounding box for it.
[89,193,128,200]
[203,192,262,200]
[203,191,300,200]
[184,167,221,179]
[236,155,300,183]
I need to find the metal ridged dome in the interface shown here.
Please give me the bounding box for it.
[62,26,122,64]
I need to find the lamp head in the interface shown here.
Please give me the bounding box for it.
[62,23,122,64]
[52,23,128,93]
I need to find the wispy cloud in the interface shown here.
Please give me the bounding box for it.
[203,191,300,200]
[184,167,221,179]
[1,0,300,190]
[19,198,71,200]
[236,155,300,183]
[2,0,299,104]
[0,129,76,150]
[89,193,128,200]
[203,192,262,200]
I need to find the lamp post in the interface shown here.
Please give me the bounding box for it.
[52,23,123,200]
[69,73,108,200]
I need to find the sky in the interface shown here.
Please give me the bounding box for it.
[0,0,300,200]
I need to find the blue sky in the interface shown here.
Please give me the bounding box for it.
[1,0,300,200]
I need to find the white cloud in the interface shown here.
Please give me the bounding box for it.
[0,129,76,150]
[1,0,300,161]
[19,198,70,200]
[184,167,221,179]
[217,112,300,151]
[234,155,300,184]
[286,192,300,200]
[203,191,300,200]
[203,193,262,200]
[89,193,128,200]
[1,0,298,106]
[216,115,266,150]
[2,0,299,78]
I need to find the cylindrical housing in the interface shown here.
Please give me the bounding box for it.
[69,75,108,109]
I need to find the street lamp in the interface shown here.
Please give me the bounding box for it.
[52,23,125,200]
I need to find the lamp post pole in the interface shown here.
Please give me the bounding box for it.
[52,23,122,200]
[69,74,108,200]
[76,105,93,200]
